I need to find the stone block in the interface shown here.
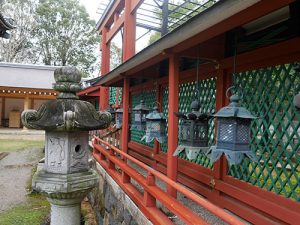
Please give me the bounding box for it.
[45,131,89,174]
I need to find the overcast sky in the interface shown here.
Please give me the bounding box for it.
[79,0,100,22]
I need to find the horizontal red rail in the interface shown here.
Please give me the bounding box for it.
[93,136,245,225]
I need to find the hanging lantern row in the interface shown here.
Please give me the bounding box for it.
[207,87,257,165]
[173,100,211,160]
[106,99,167,144]
[105,86,257,165]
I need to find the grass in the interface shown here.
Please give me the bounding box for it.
[0,139,44,153]
[0,193,50,225]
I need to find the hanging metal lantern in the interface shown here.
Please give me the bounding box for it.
[207,88,257,165]
[115,107,123,129]
[141,106,167,143]
[131,100,150,131]
[173,100,211,160]
[107,105,116,124]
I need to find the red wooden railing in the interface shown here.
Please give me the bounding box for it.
[93,136,245,225]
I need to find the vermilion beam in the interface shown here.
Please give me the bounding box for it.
[123,0,136,61]
[130,0,145,13]
[99,27,110,110]
[167,54,179,197]
[106,13,125,44]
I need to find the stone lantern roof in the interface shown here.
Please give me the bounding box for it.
[21,66,112,131]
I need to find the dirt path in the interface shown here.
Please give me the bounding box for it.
[0,147,43,212]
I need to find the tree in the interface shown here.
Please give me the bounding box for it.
[33,0,98,76]
[0,0,38,63]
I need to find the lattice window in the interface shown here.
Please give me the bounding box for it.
[130,89,157,148]
[109,87,122,105]
[109,87,116,105]
[228,62,300,201]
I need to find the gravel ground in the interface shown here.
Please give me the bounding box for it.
[0,147,44,212]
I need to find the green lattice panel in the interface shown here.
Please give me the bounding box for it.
[130,89,156,148]
[109,87,122,105]
[228,62,300,201]
[160,78,216,168]
[161,87,169,152]
[118,88,122,104]
[109,87,117,105]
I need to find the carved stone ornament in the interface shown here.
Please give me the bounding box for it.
[21,66,112,131]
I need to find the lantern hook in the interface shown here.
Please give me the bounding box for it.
[226,86,243,100]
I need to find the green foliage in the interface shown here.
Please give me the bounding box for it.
[0,139,44,152]
[0,0,38,63]
[33,0,98,76]
[0,193,50,225]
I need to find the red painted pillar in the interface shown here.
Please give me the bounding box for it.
[99,27,110,111]
[120,0,136,153]
[123,0,136,62]
[121,78,130,154]
[167,54,179,197]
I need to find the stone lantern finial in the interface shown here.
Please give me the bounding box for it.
[21,66,111,225]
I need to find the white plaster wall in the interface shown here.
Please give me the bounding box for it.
[4,98,23,119]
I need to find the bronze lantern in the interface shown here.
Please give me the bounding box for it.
[131,100,150,131]
[173,100,211,160]
[208,89,257,165]
[141,106,167,143]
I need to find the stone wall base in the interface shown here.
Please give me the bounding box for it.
[88,160,153,225]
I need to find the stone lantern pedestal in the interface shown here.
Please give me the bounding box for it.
[22,66,111,225]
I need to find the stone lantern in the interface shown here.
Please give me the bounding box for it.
[207,91,256,165]
[173,100,211,160]
[141,106,167,143]
[131,100,150,131]
[21,66,111,225]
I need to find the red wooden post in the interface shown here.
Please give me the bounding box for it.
[121,78,130,183]
[121,78,130,154]
[167,54,179,197]
[143,173,156,207]
[123,0,136,61]
[99,27,110,111]
[108,148,115,170]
